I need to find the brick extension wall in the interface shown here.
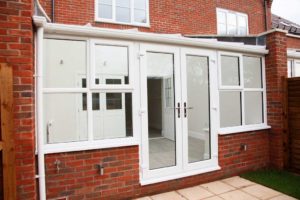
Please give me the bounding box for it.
[39,0,271,35]
[0,0,36,199]
[45,130,269,200]
[265,31,288,169]
[287,36,300,49]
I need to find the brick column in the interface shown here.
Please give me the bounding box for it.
[265,30,287,169]
[0,1,36,199]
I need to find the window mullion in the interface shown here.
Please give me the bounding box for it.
[131,0,134,23]
[240,55,245,126]
[112,0,116,21]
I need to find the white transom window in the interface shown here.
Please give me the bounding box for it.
[217,8,248,36]
[218,52,268,134]
[95,0,149,26]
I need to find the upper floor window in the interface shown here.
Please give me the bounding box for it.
[217,8,248,36]
[95,0,149,26]
[288,59,300,77]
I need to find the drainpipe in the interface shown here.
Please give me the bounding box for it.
[35,0,51,22]
[35,17,47,200]
[52,0,55,23]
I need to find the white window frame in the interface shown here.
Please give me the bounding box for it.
[216,8,249,36]
[218,52,269,135]
[288,59,300,77]
[94,0,150,27]
[41,36,140,154]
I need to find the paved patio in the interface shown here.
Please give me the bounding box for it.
[135,176,297,200]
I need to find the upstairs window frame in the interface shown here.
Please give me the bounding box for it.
[95,0,150,27]
[216,8,249,36]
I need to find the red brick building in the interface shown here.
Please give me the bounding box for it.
[0,0,300,199]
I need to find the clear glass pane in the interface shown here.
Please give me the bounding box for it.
[99,4,112,19]
[43,93,88,144]
[220,91,242,127]
[238,27,247,35]
[243,56,262,88]
[99,0,112,4]
[93,93,133,140]
[134,0,146,9]
[94,44,129,84]
[245,92,263,125]
[238,15,247,27]
[106,93,122,109]
[43,39,87,88]
[228,25,237,35]
[221,55,240,86]
[227,13,237,26]
[186,55,211,163]
[287,60,292,77]
[218,23,227,35]
[294,61,300,77]
[147,52,176,170]
[217,11,226,24]
[116,7,131,22]
[116,0,130,7]
[134,9,147,23]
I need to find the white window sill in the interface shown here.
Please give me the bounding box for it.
[95,18,150,28]
[42,137,139,154]
[218,124,271,135]
[140,165,221,186]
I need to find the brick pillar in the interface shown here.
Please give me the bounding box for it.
[265,30,287,169]
[0,0,36,199]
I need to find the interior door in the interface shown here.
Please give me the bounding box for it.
[140,44,183,181]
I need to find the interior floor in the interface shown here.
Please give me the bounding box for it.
[149,135,206,169]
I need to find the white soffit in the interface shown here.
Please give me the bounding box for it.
[288,49,300,59]
[33,16,268,55]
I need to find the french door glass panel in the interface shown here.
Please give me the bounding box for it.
[186,55,211,163]
[146,52,176,170]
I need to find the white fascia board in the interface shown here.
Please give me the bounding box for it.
[33,16,268,55]
[287,49,300,59]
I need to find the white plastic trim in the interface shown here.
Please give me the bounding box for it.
[287,50,300,59]
[219,125,271,135]
[32,16,269,55]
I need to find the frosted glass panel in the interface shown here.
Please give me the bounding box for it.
[186,55,211,163]
[243,56,262,88]
[227,13,237,26]
[238,15,247,27]
[287,60,292,77]
[94,45,129,84]
[43,39,87,88]
[221,55,240,86]
[147,52,174,78]
[44,93,88,144]
[245,92,263,125]
[220,91,242,127]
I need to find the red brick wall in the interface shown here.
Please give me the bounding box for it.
[0,0,36,199]
[287,36,300,49]
[39,0,269,35]
[265,31,287,169]
[45,130,269,200]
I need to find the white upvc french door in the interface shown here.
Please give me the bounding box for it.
[140,43,183,181]
[180,48,219,172]
[139,44,219,184]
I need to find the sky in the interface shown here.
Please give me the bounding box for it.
[272,0,300,25]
